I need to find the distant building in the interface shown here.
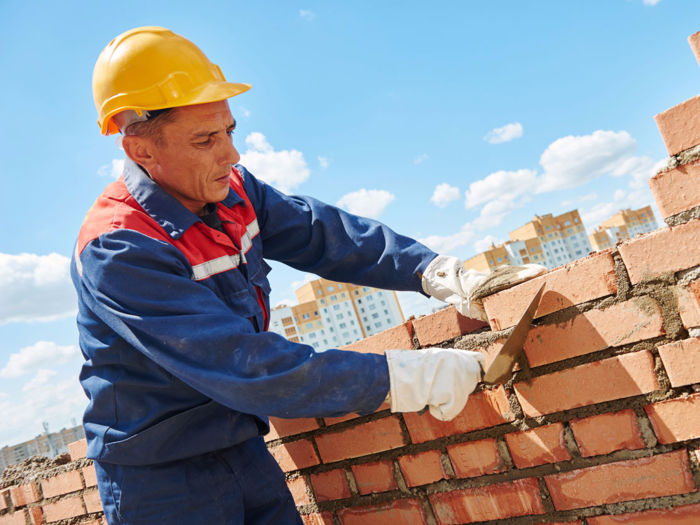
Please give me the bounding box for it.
[268,278,405,351]
[464,210,592,272]
[0,425,85,473]
[589,206,658,250]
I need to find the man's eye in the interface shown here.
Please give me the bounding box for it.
[196,138,211,146]
[226,130,235,139]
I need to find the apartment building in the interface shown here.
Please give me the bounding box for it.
[268,278,405,352]
[0,425,85,473]
[589,206,658,250]
[464,210,592,272]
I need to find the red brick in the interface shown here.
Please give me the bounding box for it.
[301,512,334,525]
[324,402,390,426]
[472,338,506,371]
[676,283,700,329]
[265,417,320,442]
[351,460,398,494]
[655,94,700,156]
[41,470,83,498]
[9,483,40,507]
[28,507,43,525]
[413,307,487,347]
[315,416,405,463]
[504,423,571,468]
[0,489,8,511]
[68,439,87,461]
[649,162,700,219]
[645,393,700,443]
[690,30,700,67]
[287,476,312,506]
[514,351,659,417]
[269,439,320,472]
[658,338,700,387]
[545,450,696,511]
[569,409,645,457]
[447,438,505,477]
[82,465,98,488]
[310,469,352,502]
[403,388,513,443]
[482,251,617,331]
[523,298,665,368]
[83,490,103,514]
[429,477,545,524]
[588,502,700,524]
[338,498,427,525]
[42,495,86,522]
[341,321,415,354]
[618,219,700,284]
[0,512,27,525]
[397,450,447,487]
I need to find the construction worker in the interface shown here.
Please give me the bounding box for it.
[72,27,546,525]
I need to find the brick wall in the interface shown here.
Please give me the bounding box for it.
[5,29,700,525]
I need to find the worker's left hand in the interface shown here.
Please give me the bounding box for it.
[422,255,547,322]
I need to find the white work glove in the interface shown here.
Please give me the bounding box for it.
[385,348,486,421]
[421,255,547,322]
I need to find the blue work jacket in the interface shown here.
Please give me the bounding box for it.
[71,157,437,465]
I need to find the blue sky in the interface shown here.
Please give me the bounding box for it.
[1,0,698,448]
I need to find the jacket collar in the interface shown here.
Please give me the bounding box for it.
[122,156,245,239]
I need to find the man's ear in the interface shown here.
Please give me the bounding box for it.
[122,135,157,172]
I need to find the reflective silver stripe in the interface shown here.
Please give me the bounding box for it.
[240,219,260,255]
[74,243,83,277]
[191,254,241,281]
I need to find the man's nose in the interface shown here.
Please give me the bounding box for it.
[221,139,241,166]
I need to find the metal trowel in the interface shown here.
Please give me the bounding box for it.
[481,282,546,384]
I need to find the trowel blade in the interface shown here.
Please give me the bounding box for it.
[481,282,546,385]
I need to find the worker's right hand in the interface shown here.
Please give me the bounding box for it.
[384,348,485,421]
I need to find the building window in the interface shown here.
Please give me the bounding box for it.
[317,321,322,326]
[336,313,344,319]
[333,304,340,310]
[339,323,347,329]
[327,286,334,292]
[567,228,573,233]
[366,326,371,331]
[574,218,579,223]
[285,327,296,336]
[548,234,553,239]
[381,301,386,306]
[363,317,368,322]
[360,308,365,313]
[372,313,379,319]
[282,317,293,326]
[576,250,582,255]
[338,284,343,289]
[309,333,317,339]
[378,291,383,297]
[357,299,362,304]
[331,295,337,301]
[317,290,322,296]
[350,320,355,325]
[320,299,325,304]
[341,293,346,298]
[363,287,370,292]
[342,332,350,338]
[369,304,376,311]
[314,311,319,316]
[303,313,310,320]
[497,257,502,262]
[355,291,359,295]
[564,221,571,226]
[384,309,389,315]
[374,322,382,328]
[306,322,313,329]
[546,226,550,231]
[367,295,374,301]
[323,339,328,345]
[353,329,358,335]
[332,336,337,342]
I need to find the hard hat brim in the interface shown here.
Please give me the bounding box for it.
[100,81,251,135]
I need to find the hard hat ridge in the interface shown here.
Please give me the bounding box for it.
[93,26,250,135]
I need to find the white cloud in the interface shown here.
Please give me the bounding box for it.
[290,273,315,292]
[419,223,477,254]
[537,130,637,193]
[414,153,429,165]
[473,198,519,230]
[238,106,251,118]
[643,0,661,5]
[0,370,87,449]
[430,183,461,208]
[579,192,599,202]
[484,122,523,144]
[464,169,538,209]
[581,188,658,232]
[0,253,76,325]
[560,200,575,207]
[474,235,505,254]
[239,132,310,193]
[274,299,296,308]
[611,156,667,189]
[396,291,442,319]
[97,158,124,179]
[318,156,331,169]
[336,189,395,219]
[1,341,81,379]
[300,9,316,20]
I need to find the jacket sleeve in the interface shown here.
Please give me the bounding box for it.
[76,229,390,419]
[237,165,438,293]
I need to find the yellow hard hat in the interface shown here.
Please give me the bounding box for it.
[93,26,251,135]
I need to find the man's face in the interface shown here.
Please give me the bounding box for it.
[144,100,240,215]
